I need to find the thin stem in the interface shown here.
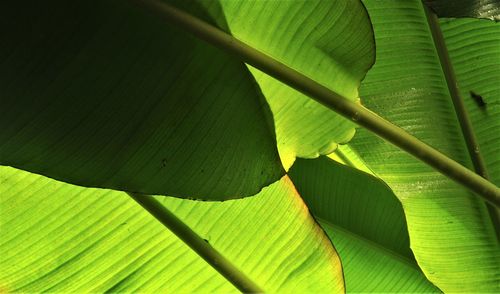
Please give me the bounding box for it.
[128,193,263,293]
[424,7,500,240]
[130,0,500,208]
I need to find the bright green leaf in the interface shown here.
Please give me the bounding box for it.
[343,0,500,291]
[2,0,497,291]
[441,18,500,186]
[0,166,343,292]
[0,0,284,200]
[289,156,439,292]
[328,145,377,176]
[210,0,375,168]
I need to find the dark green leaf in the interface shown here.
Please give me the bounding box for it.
[424,0,500,21]
[0,0,284,200]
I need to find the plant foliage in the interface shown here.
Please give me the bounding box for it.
[0,0,499,292]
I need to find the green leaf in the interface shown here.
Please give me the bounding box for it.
[0,166,343,292]
[440,16,500,240]
[424,0,500,21]
[440,17,500,186]
[211,0,375,168]
[136,0,499,202]
[289,156,439,292]
[0,0,284,200]
[342,0,500,291]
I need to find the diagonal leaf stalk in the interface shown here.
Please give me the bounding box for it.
[130,0,500,207]
[424,7,500,239]
[127,193,263,293]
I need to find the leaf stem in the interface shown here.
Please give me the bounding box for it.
[127,193,263,293]
[424,7,500,239]
[130,0,500,207]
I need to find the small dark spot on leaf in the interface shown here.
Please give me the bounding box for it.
[120,222,127,226]
[203,239,209,244]
[470,91,486,108]
[200,169,204,173]
[162,158,167,168]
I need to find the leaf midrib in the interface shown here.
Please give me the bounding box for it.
[127,193,263,293]
[422,3,500,240]
[130,0,500,206]
[316,216,418,268]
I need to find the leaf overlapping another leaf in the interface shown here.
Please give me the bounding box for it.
[289,156,440,293]
[0,0,284,200]
[340,0,500,291]
[205,0,375,169]
[133,0,500,203]
[1,0,499,292]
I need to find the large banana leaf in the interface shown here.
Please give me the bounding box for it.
[0,166,343,292]
[2,0,498,292]
[340,0,500,291]
[0,0,285,200]
[208,0,375,169]
[440,17,500,187]
[289,156,439,292]
[0,0,375,199]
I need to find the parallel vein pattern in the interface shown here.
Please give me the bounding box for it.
[290,157,439,292]
[0,167,343,292]
[205,0,375,168]
[322,225,438,293]
[0,0,284,200]
[347,0,500,291]
[440,18,500,187]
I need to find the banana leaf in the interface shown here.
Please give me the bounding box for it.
[0,0,375,200]
[1,0,498,292]
[0,0,285,200]
[0,166,343,292]
[206,0,374,169]
[338,0,500,291]
[290,156,439,292]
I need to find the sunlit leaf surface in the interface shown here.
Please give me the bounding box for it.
[290,157,439,292]
[0,166,343,292]
[206,0,375,168]
[344,0,500,291]
[441,18,500,186]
